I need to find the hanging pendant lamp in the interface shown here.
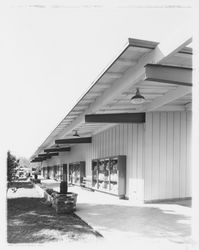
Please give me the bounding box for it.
[130,88,145,104]
[72,130,80,137]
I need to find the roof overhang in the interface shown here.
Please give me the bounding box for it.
[31,34,192,159]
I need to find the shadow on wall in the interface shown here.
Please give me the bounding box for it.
[76,203,191,244]
[7,197,101,243]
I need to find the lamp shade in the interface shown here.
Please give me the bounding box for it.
[130,88,145,104]
[72,130,80,137]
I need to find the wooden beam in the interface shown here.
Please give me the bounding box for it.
[33,155,52,161]
[55,137,92,144]
[140,86,191,112]
[34,157,46,160]
[145,64,192,86]
[85,113,145,123]
[38,152,59,157]
[44,147,71,153]
[38,154,49,157]
[37,155,51,160]
[31,158,45,162]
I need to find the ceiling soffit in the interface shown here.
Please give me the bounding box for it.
[31,37,192,158]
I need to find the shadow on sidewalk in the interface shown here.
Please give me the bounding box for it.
[7,197,102,243]
[76,203,191,244]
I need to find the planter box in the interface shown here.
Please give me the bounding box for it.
[51,192,78,214]
[44,191,54,204]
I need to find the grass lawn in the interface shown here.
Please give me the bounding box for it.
[7,182,102,243]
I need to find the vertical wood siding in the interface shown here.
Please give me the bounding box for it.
[50,123,145,199]
[44,111,191,201]
[186,112,192,197]
[89,123,145,200]
[144,111,192,201]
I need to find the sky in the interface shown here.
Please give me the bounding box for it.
[0,0,194,159]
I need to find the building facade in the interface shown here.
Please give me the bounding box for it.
[31,36,192,203]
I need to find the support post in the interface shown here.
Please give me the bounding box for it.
[60,164,68,194]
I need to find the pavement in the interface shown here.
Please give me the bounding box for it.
[40,179,195,250]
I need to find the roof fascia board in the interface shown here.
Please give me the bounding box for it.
[128,38,159,49]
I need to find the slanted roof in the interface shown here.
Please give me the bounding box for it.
[31,37,192,159]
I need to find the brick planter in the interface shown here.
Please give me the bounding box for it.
[51,192,78,214]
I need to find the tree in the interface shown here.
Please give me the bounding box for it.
[18,157,30,169]
[7,151,19,186]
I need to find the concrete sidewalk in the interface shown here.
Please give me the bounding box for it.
[40,179,193,249]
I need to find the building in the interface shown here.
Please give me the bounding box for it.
[31,35,192,203]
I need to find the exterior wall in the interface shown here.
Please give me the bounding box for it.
[49,166,54,179]
[43,123,145,201]
[144,111,191,201]
[91,124,145,201]
[42,111,191,202]
[42,161,48,168]
[64,144,92,178]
